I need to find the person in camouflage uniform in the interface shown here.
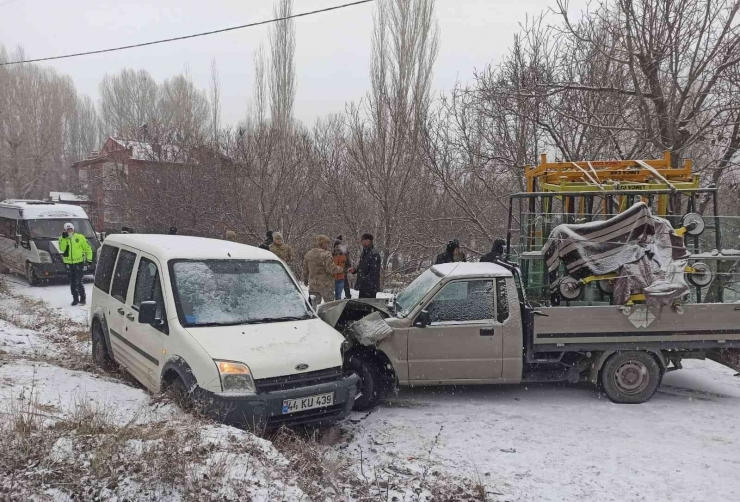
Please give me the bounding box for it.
[270,232,294,265]
[303,235,343,304]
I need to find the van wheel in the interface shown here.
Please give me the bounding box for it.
[346,355,379,411]
[166,377,193,410]
[25,263,41,286]
[601,351,662,404]
[92,321,114,371]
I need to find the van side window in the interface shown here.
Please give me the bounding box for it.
[427,280,495,323]
[110,250,137,303]
[133,258,165,319]
[496,278,510,323]
[94,245,119,293]
[0,217,16,238]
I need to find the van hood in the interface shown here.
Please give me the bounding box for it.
[184,318,344,380]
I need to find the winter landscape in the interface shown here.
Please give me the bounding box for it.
[3,0,740,500]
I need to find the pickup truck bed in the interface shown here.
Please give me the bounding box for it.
[532,303,740,352]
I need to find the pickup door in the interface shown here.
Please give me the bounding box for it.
[407,278,509,382]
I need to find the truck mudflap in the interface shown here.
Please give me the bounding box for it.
[706,349,740,374]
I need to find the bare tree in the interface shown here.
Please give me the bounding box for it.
[345,0,440,272]
[269,0,296,131]
[209,57,221,144]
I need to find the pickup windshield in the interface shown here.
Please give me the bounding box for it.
[28,219,96,239]
[395,269,443,317]
[170,260,313,327]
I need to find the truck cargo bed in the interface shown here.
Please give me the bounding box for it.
[532,303,740,352]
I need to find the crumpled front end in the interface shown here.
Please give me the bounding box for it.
[317,299,394,345]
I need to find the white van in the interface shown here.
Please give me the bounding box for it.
[90,234,358,428]
[0,200,101,285]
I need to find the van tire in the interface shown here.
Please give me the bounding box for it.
[25,263,41,287]
[92,321,114,371]
[346,355,379,411]
[600,351,662,404]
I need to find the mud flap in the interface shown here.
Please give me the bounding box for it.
[705,349,740,375]
[349,312,394,346]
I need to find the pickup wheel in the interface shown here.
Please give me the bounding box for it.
[346,355,379,411]
[601,351,662,404]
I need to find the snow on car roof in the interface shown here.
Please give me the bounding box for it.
[103,234,277,262]
[432,262,513,278]
[0,201,89,220]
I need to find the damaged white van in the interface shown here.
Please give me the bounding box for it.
[90,234,358,428]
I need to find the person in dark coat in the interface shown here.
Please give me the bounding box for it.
[349,233,381,299]
[259,230,274,250]
[480,238,506,263]
[168,226,178,235]
[435,239,462,265]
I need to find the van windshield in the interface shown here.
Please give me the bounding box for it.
[28,219,96,239]
[170,259,313,327]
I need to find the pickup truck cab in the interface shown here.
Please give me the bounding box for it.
[319,261,740,409]
[90,234,358,429]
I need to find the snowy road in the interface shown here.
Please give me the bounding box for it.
[4,277,740,501]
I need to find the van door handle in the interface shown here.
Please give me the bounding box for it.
[117,308,125,315]
[126,313,135,321]
[480,328,495,337]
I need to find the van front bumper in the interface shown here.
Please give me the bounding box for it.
[32,262,96,279]
[196,374,359,429]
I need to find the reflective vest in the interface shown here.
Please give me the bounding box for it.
[59,233,93,265]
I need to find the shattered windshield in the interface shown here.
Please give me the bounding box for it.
[170,259,313,327]
[395,269,443,317]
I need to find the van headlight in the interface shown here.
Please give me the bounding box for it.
[37,250,52,264]
[215,360,256,393]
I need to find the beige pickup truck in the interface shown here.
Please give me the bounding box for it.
[319,261,740,409]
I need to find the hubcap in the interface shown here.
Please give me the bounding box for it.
[614,360,650,395]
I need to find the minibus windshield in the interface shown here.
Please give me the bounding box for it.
[170,259,313,327]
[28,219,96,239]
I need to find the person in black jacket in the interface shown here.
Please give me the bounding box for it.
[349,233,381,298]
[480,238,506,263]
[259,230,274,250]
[435,239,464,264]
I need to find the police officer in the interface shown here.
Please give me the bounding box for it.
[59,222,93,306]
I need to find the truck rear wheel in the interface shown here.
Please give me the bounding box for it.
[345,355,379,411]
[601,351,662,404]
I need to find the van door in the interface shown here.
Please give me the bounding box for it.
[0,216,22,273]
[407,279,504,382]
[124,254,166,391]
[107,248,141,380]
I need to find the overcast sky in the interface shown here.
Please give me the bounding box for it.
[0,0,587,126]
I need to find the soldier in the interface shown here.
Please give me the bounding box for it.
[303,235,343,304]
[270,232,294,264]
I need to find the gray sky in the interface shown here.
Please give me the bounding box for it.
[0,0,586,126]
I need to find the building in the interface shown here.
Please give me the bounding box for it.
[70,137,190,233]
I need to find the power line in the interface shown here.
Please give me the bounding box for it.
[0,0,374,67]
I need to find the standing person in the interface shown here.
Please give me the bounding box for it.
[349,233,381,299]
[480,238,506,263]
[435,239,460,264]
[168,226,178,235]
[224,230,237,242]
[303,235,343,304]
[59,222,93,306]
[454,243,467,262]
[270,232,294,264]
[336,235,352,299]
[259,230,274,250]
[333,240,348,300]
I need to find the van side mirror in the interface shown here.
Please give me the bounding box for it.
[309,294,320,310]
[414,310,431,328]
[138,301,158,324]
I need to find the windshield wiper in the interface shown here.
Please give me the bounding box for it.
[244,315,311,324]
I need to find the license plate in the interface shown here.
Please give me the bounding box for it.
[282,392,334,414]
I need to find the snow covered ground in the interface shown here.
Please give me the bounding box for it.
[3,274,740,501]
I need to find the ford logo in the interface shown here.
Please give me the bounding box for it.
[295,363,309,371]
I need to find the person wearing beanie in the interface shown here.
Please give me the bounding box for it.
[270,231,294,265]
[480,238,506,263]
[303,235,344,304]
[435,239,465,265]
[224,230,237,242]
[349,233,381,298]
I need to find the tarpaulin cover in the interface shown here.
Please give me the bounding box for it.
[542,202,690,305]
